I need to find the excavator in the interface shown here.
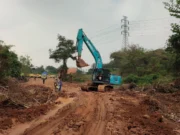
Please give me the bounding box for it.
[76,29,122,91]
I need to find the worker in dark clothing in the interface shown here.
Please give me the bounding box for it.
[97,74,103,81]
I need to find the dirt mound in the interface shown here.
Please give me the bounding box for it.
[0,104,51,123]
[0,104,52,131]
[0,118,13,130]
[0,83,54,108]
[0,81,58,131]
[140,96,161,112]
[23,85,53,104]
[69,92,78,98]
[154,84,178,93]
[117,94,176,134]
[153,91,180,122]
[119,83,137,90]
[174,78,180,88]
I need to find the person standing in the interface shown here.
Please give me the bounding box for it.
[41,73,47,84]
[57,77,62,92]
[34,76,36,81]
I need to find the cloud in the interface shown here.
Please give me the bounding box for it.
[0,0,176,69]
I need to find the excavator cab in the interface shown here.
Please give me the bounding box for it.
[92,68,110,84]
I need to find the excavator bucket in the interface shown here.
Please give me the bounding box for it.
[76,58,89,68]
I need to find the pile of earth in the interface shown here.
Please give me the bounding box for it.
[0,79,58,131]
[0,84,54,108]
[111,90,180,135]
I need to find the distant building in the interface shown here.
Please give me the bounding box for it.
[67,68,77,74]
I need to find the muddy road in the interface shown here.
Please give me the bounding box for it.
[1,78,180,135]
[22,78,112,135]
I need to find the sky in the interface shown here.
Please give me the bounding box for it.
[0,0,179,70]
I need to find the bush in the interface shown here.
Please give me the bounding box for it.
[123,74,139,83]
[123,74,160,84]
[72,74,91,82]
[0,44,21,79]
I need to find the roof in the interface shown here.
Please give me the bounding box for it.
[67,68,77,74]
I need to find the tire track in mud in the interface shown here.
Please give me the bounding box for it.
[23,97,80,135]
[22,91,110,135]
[84,94,107,135]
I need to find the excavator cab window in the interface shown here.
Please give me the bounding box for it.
[92,68,110,83]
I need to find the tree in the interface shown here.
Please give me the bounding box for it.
[0,41,21,79]
[164,0,180,18]
[49,34,76,79]
[19,55,33,75]
[110,44,171,77]
[164,0,180,75]
[77,69,84,74]
[9,51,22,77]
[110,45,146,76]
[33,66,45,74]
[46,66,58,74]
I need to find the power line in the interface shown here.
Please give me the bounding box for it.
[129,17,176,24]
[91,25,171,44]
[91,26,121,39]
[86,17,177,46]
[130,26,171,31]
[89,17,176,41]
[121,16,129,48]
[96,39,121,46]
[91,23,120,34]
[91,17,175,35]
[94,35,121,44]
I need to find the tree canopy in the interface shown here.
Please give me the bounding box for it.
[164,0,180,75]
[0,41,21,79]
[110,45,172,77]
[19,55,33,75]
[45,66,58,74]
[49,34,76,79]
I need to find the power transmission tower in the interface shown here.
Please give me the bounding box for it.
[121,16,129,48]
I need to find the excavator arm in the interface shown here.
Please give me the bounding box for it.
[75,28,122,89]
[76,29,103,69]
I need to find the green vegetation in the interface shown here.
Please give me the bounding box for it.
[71,69,91,82]
[72,74,91,82]
[164,0,180,75]
[19,55,33,75]
[0,41,21,79]
[49,35,76,79]
[106,44,176,85]
[123,74,159,84]
[45,66,58,74]
[0,40,59,81]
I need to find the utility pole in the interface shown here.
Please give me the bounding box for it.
[121,16,129,48]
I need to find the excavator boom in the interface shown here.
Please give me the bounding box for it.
[76,29,103,69]
[75,28,122,91]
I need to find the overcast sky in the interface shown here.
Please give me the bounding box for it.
[0,0,179,70]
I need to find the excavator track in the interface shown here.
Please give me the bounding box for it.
[81,84,113,92]
[98,85,106,92]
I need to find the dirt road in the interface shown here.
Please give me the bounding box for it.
[2,78,180,135]
[23,78,111,135]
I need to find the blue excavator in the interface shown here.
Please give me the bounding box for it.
[76,29,122,91]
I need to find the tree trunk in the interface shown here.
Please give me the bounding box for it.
[60,59,68,81]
